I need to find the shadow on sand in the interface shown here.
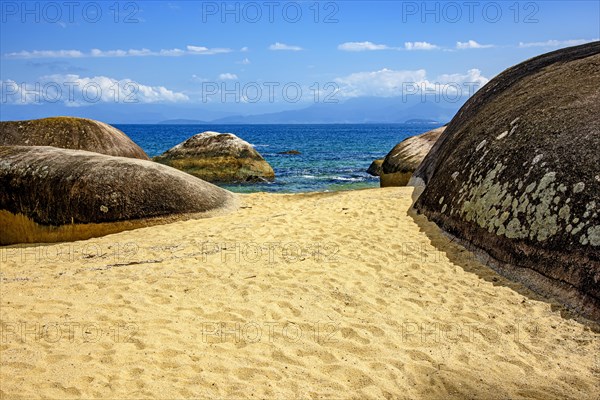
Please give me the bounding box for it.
[407,187,600,332]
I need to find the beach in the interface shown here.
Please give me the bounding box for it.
[1,187,598,399]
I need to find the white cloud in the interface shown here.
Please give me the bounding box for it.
[240,47,249,52]
[5,46,232,59]
[338,41,443,52]
[159,48,186,56]
[238,58,251,65]
[91,48,128,57]
[456,40,494,49]
[186,45,231,55]
[218,73,238,80]
[268,42,303,51]
[336,69,427,97]
[436,69,490,88]
[335,68,489,98]
[191,74,209,83]
[1,75,189,105]
[404,41,439,51]
[5,49,84,58]
[338,41,391,51]
[518,38,598,48]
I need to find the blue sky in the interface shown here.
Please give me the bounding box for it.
[1,1,599,121]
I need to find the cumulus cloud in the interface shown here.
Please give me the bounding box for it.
[1,74,189,106]
[456,40,494,49]
[337,41,392,51]
[404,41,439,51]
[335,69,427,97]
[518,38,598,48]
[335,68,489,98]
[5,46,231,59]
[436,69,490,87]
[268,42,303,51]
[218,73,238,80]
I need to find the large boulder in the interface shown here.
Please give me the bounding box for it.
[411,42,600,321]
[367,159,384,176]
[379,126,446,187]
[154,131,274,183]
[0,146,237,245]
[0,116,149,160]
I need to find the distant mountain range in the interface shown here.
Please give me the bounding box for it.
[2,95,465,124]
[158,97,461,125]
[404,118,440,124]
[158,119,209,125]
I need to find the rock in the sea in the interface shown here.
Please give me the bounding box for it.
[367,159,384,176]
[278,150,302,155]
[0,146,237,245]
[154,131,275,183]
[379,126,446,187]
[412,42,600,321]
[0,116,149,160]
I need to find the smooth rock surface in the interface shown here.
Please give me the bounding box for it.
[154,131,275,183]
[367,159,384,176]
[379,126,446,187]
[0,146,237,245]
[412,42,600,321]
[0,116,149,160]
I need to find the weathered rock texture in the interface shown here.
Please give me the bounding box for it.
[0,117,149,160]
[412,42,600,321]
[379,126,446,186]
[0,146,236,245]
[154,131,275,183]
[367,159,384,176]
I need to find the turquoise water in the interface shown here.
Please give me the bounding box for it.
[116,124,442,193]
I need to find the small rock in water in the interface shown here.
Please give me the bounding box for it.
[278,150,302,155]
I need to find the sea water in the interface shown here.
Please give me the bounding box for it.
[117,123,442,193]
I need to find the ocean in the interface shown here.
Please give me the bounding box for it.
[116,123,442,193]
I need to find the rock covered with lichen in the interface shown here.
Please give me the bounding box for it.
[0,116,149,160]
[154,131,274,183]
[412,42,600,320]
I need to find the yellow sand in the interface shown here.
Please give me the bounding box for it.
[1,188,598,399]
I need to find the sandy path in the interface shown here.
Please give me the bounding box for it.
[1,188,598,399]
